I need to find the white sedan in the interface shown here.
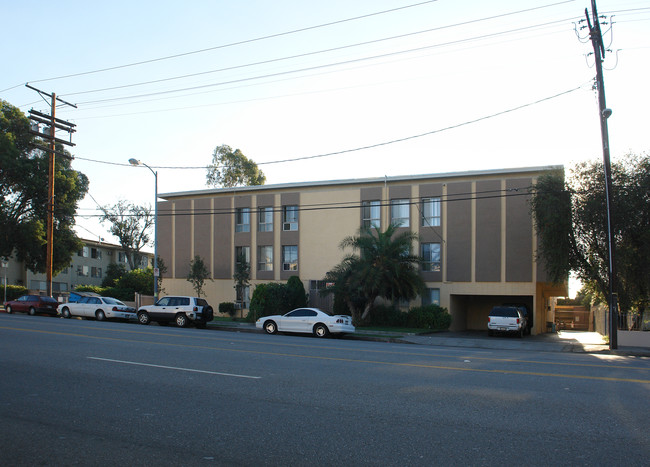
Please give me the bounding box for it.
[256,307,355,338]
[59,296,136,321]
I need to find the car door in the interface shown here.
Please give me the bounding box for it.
[14,296,30,313]
[280,309,315,333]
[85,297,102,318]
[278,309,302,332]
[151,296,172,319]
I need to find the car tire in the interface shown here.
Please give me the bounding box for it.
[519,328,524,338]
[264,320,277,334]
[314,323,329,338]
[175,313,188,328]
[138,311,150,325]
[28,307,36,316]
[5,305,12,314]
[96,310,106,321]
[61,307,71,319]
[204,306,214,322]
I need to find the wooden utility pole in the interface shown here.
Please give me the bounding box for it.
[25,85,77,297]
[585,0,617,350]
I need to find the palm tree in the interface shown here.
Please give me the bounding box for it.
[324,223,424,323]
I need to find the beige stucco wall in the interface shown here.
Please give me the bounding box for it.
[300,187,360,280]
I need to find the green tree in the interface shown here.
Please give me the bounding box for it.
[530,154,650,315]
[116,268,154,296]
[101,262,127,287]
[99,200,153,271]
[0,100,88,274]
[323,223,425,323]
[155,255,167,295]
[187,255,211,297]
[206,144,266,188]
[233,252,250,310]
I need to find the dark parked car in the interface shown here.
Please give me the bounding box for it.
[4,295,59,316]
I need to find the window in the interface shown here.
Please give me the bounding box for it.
[282,245,298,271]
[91,248,102,259]
[235,246,250,266]
[91,267,102,278]
[258,246,273,271]
[78,246,89,257]
[118,252,127,263]
[422,288,441,306]
[236,285,250,308]
[421,243,441,272]
[362,200,380,229]
[258,207,273,232]
[283,205,298,231]
[235,208,250,233]
[390,199,410,227]
[421,197,441,227]
[77,265,89,277]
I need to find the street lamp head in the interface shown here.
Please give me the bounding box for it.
[128,158,141,166]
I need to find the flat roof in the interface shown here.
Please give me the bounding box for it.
[160,165,562,200]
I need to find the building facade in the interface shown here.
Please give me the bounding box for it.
[2,238,152,299]
[158,166,567,334]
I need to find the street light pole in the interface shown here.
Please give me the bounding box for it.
[128,158,158,301]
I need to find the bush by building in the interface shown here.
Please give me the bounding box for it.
[219,302,236,317]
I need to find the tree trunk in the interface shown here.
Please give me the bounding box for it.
[360,296,376,321]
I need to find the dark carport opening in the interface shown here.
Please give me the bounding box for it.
[450,294,534,334]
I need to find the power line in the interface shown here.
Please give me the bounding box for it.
[77,187,536,218]
[61,2,576,99]
[71,84,586,170]
[67,17,575,106]
[22,1,441,86]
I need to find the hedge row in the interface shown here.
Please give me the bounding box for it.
[364,304,452,330]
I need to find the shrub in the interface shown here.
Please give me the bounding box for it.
[286,276,307,309]
[406,305,452,330]
[247,282,291,322]
[365,305,407,327]
[74,285,134,302]
[2,285,28,302]
[219,302,236,317]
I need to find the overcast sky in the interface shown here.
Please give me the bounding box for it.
[3,1,649,276]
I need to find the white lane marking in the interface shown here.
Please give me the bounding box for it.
[87,357,261,379]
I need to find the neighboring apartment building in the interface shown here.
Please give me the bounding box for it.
[157,166,568,334]
[2,238,152,299]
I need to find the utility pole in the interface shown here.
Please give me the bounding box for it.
[584,0,617,350]
[25,84,77,297]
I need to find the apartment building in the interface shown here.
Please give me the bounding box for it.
[157,166,568,334]
[2,238,152,299]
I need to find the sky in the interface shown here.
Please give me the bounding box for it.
[2,0,649,295]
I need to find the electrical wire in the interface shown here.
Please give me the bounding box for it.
[61,2,577,99]
[77,187,536,219]
[20,1,441,86]
[70,84,584,170]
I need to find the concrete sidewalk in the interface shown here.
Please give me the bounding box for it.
[397,330,611,354]
[211,321,650,356]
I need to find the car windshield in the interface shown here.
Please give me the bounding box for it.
[490,307,519,318]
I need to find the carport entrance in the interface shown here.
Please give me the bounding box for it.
[450,294,534,333]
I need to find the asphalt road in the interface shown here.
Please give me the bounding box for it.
[1,313,649,466]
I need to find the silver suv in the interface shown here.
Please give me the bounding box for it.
[137,296,214,328]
